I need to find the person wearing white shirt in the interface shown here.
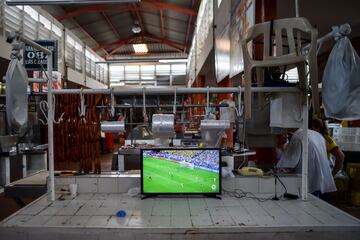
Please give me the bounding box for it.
[277,128,337,199]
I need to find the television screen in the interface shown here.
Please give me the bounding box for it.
[141,148,221,195]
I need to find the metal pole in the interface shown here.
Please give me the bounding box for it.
[94,103,230,109]
[107,63,110,89]
[301,93,308,200]
[52,87,301,95]
[47,54,55,202]
[17,34,56,202]
[19,36,52,55]
[295,0,299,17]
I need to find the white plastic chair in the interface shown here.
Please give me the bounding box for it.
[241,17,319,119]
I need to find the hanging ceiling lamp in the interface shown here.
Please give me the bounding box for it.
[132,21,142,34]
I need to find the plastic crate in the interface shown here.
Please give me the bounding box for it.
[347,163,360,179]
[342,128,360,135]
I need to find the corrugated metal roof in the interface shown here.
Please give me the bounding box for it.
[111,43,179,54]
[110,52,188,59]
[43,0,200,59]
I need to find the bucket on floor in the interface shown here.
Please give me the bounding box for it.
[346,163,360,179]
[350,191,360,206]
[349,177,360,192]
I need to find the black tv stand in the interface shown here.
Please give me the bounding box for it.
[141,194,221,200]
[141,195,157,200]
[204,194,222,199]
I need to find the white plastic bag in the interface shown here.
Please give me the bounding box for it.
[322,25,360,120]
[5,50,29,136]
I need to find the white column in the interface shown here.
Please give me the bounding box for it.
[301,95,308,200]
[5,157,10,186]
[47,54,55,201]
[295,0,300,17]
[118,154,124,172]
[22,154,27,178]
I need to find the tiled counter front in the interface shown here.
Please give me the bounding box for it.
[55,174,301,194]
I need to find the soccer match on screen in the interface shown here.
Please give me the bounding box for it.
[142,149,220,194]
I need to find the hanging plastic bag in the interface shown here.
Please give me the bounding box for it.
[322,24,360,120]
[5,45,29,136]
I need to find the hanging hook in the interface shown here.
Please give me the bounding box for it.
[142,87,148,123]
[39,95,64,125]
[79,88,86,120]
[206,86,210,118]
[110,88,115,118]
[237,86,243,117]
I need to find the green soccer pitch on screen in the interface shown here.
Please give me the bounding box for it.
[141,148,221,195]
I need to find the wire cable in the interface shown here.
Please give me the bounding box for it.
[222,188,274,202]
[274,174,288,194]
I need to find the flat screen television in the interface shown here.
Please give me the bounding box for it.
[141,148,221,197]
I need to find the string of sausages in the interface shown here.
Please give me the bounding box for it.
[53,94,111,174]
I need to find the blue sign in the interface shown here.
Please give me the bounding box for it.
[24,40,58,71]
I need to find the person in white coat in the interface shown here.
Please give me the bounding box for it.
[277,128,337,199]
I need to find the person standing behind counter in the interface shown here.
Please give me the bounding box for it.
[312,118,345,176]
[277,128,337,199]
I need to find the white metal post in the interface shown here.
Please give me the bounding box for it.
[22,154,27,178]
[47,54,55,201]
[5,157,10,186]
[295,0,299,17]
[13,34,54,200]
[301,94,308,200]
[107,62,110,89]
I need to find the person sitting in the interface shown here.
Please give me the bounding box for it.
[276,128,336,200]
[312,118,345,176]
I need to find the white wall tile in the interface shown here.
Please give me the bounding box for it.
[118,177,140,193]
[258,178,275,194]
[55,177,76,186]
[55,177,76,192]
[235,177,259,193]
[282,177,301,195]
[222,178,235,192]
[98,178,118,193]
[76,178,98,193]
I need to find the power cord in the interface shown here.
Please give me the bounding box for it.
[274,174,288,194]
[222,189,274,202]
[274,173,299,200]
